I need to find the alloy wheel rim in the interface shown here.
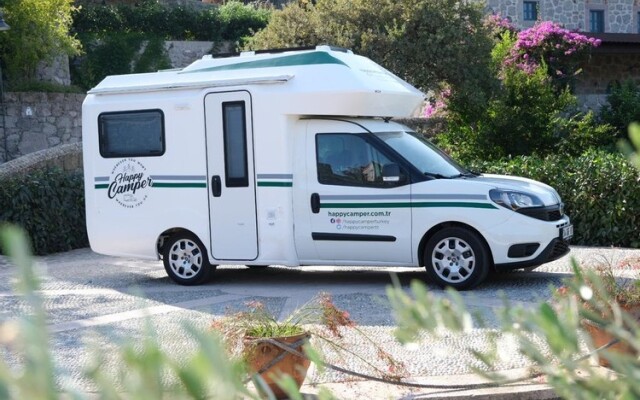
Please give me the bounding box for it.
[431,237,476,283]
[168,239,203,279]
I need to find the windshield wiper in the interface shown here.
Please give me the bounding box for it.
[448,172,479,179]
[424,172,451,179]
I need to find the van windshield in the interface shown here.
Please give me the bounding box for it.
[373,131,470,178]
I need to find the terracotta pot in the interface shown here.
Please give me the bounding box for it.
[243,332,311,399]
[582,304,640,368]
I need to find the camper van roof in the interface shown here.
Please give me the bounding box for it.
[87,46,424,118]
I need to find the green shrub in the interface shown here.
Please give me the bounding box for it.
[600,79,640,139]
[440,63,575,162]
[469,150,640,248]
[0,169,88,255]
[553,111,617,156]
[72,0,270,43]
[0,0,81,84]
[71,32,172,90]
[219,1,271,42]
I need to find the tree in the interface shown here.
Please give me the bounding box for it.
[245,0,496,117]
[437,25,611,162]
[0,0,81,84]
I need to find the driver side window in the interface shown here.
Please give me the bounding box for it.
[316,133,394,187]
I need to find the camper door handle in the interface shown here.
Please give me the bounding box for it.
[211,176,222,197]
[310,193,320,214]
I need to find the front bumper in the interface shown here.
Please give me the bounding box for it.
[494,238,570,272]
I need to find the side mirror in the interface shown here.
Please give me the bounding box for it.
[382,163,401,183]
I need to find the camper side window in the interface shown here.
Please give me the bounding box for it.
[222,102,249,187]
[98,110,165,158]
[316,133,394,187]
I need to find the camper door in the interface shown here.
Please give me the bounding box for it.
[204,91,258,260]
[294,120,413,264]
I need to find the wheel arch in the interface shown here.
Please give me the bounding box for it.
[157,228,211,263]
[417,221,494,270]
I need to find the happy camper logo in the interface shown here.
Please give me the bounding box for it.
[107,159,153,208]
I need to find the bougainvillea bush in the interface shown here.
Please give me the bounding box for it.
[438,18,610,161]
[504,21,601,89]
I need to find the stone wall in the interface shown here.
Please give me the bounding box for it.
[0,92,85,163]
[165,40,220,68]
[483,0,639,33]
[577,53,640,95]
[0,40,228,164]
[0,142,83,180]
[36,55,72,86]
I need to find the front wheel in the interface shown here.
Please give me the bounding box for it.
[423,227,489,290]
[162,232,215,285]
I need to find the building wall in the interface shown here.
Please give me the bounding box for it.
[484,0,639,33]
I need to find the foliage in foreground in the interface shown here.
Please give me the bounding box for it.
[619,123,640,170]
[0,225,334,399]
[388,257,640,399]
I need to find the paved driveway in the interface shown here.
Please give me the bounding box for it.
[1,246,639,394]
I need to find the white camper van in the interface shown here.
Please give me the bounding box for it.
[82,46,572,289]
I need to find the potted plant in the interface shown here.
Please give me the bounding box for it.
[556,258,640,367]
[211,293,405,399]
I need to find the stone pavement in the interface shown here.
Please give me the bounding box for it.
[0,246,639,399]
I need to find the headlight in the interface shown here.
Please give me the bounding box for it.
[489,189,544,211]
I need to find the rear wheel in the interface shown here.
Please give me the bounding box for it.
[162,232,215,285]
[423,227,489,290]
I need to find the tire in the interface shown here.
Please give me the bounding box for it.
[423,227,489,290]
[162,232,215,285]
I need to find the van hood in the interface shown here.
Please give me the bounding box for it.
[474,174,561,206]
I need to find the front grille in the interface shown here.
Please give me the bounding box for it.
[517,204,564,221]
[549,240,570,260]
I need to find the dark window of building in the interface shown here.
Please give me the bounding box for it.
[523,1,538,21]
[99,110,165,158]
[590,10,605,33]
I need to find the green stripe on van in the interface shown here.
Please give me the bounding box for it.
[183,52,348,74]
[257,181,293,187]
[152,182,207,188]
[320,202,497,209]
[95,184,108,189]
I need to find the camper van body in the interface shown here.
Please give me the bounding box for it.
[82,46,572,289]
